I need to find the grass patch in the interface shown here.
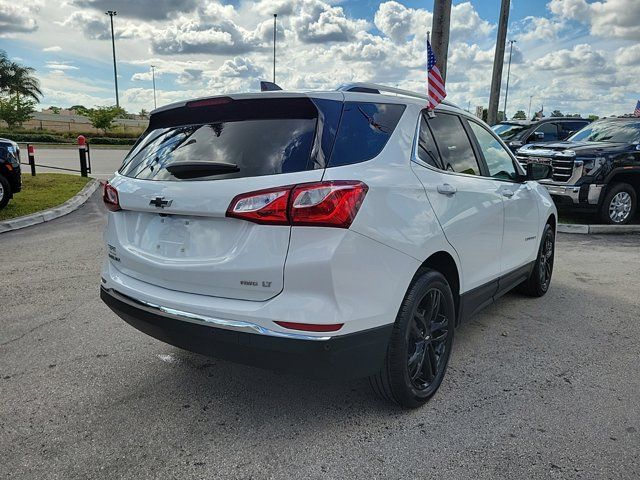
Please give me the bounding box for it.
[0,173,92,221]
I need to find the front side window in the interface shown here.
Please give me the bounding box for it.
[428,113,480,175]
[469,121,518,181]
[533,122,558,142]
[559,121,588,139]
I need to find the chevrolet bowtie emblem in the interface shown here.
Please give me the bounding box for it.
[150,197,172,208]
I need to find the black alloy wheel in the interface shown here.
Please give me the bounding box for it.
[370,269,455,408]
[518,223,555,297]
[406,288,450,393]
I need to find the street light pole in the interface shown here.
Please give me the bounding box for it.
[528,95,533,119]
[151,65,157,109]
[503,39,516,121]
[105,10,119,109]
[273,14,277,83]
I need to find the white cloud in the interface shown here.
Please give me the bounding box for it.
[43,46,63,52]
[516,16,564,42]
[548,0,640,41]
[0,1,39,36]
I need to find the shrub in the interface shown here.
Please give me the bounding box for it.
[88,137,136,145]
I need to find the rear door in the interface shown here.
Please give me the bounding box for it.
[105,94,342,301]
[411,111,504,292]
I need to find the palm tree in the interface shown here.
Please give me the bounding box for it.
[0,50,43,102]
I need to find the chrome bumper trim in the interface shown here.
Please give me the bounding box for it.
[541,183,604,205]
[542,183,581,204]
[104,288,333,341]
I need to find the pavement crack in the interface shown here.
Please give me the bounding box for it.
[0,303,84,347]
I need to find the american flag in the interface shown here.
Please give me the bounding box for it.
[427,39,447,109]
[634,100,640,118]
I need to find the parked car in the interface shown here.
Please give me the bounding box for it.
[493,117,591,153]
[0,138,21,210]
[516,117,640,224]
[100,83,557,408]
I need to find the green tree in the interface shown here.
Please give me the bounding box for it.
[49,106,61,114]
[0,51,42,102]
[70,105,91,116]
[551,110,564,117]
[139,108,149,118]
[512,110,527,120]
[87,105,121,134]
[0,96,36,129]
[588,114,599,121]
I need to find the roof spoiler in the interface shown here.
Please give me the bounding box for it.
[260,81,283,92]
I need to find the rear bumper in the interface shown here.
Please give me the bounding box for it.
[101,286,392,379]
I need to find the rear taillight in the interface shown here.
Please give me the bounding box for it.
[226,181,368,228]
[103,182,121,212]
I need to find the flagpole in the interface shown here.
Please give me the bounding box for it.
[427,31,431,111]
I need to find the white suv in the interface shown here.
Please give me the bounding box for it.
[101,83,557,408]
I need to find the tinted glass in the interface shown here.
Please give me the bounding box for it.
[534,122,558,141]
[417,114,443,169]
[329,102,405,167]
[469,122,518,181]
[428,114,480,175]
[493,123,527,141]
[568,121,640,143]
[120,118,317,181]
[559,121,588,138]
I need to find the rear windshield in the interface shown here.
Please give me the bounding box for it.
[119,97,405,180]
[120,98,319,181]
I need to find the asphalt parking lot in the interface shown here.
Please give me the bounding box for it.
[1,193,639,479]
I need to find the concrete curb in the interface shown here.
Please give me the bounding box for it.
[0,179,99,234]
[558,223,640,234]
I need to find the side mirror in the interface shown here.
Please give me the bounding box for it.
[527,162,552,181]
[534,131,545,141]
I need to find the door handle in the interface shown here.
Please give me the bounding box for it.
[437,184,457,196]
[502,190,514,198]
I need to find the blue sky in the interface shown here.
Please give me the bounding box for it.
[0,0,638,118]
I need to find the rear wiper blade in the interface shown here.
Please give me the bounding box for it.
[166,162,239,179]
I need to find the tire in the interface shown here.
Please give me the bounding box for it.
[370,269,455,408]
[517,223,554,297]
[0,174,11,210]
[599,182,637,225]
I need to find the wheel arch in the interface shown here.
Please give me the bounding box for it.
[603,171,640,199]
[416,251,461,325]
[546,212,557,234]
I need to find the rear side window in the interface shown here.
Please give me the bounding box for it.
[428,113,480,175]
[120,98,320,181]
[417,114,443,169]
[328,102,405,167]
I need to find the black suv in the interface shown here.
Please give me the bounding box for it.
[515,117,640,224]
[0,137,21,209]
[493,118,591,153]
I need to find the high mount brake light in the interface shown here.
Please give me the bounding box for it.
[103,182,121,212]
[226,181,368,228]
[186,97,233,108]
